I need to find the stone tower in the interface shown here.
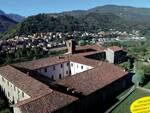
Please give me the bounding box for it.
[66,35,76,54]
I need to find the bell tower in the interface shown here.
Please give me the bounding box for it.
[66,35,76,54]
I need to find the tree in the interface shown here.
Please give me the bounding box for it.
[5,55,13,64]
[78,40,86,46]
[0,109,12,113]
[134,63,145,84]
[132,73,146,86]
[120,60,131,70]
[134,62,144,74]
[15,48,23,60]
[144,65,150,78]
[0,90,12,113]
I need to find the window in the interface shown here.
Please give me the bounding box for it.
[77,65,78,68]
[8,92,10,97]
[18,90,20,93]
[13,96,14,102]
[2,77,4,82]
[22,92,24,98]
[66,71,68,74]
[7,81,9,86]
[59,74,62,79]
[67,63,69,66]
[69,70,71,74]
[44,68,47,72]
[71,63,73,67]
[53,66,55,70]
[3,89,5,93]
[81,66,83,69]
[61,64,63,68]
[51,75,54,80]
[69,42,71,47]
[14,86,16,91]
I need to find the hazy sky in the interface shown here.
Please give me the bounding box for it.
[1,0,150,17]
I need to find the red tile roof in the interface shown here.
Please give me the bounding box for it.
[55,62,128,95]
[0,65,52,97]
[0,65,77,113]
[108,46,123,52]
[13,56,69,70]
[15,91,77,113]
[0,44,128,113]
[69,56,101,67]
[13,45,105,70]
[13,55,100,70]
[76,44,105,52]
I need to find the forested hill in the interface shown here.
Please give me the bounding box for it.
[0,10,24,38]
[0,15,17,33]
[6,13,128,36]
[62,5,150,23]
[3,5,150,38]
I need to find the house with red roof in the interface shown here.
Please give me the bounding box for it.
[105,46,127,63]
[0,38,131,113]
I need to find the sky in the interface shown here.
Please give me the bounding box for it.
[1,0,150,17]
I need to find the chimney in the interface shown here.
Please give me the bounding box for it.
[65,35,76,54]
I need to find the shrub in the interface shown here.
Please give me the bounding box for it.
[132,73,146,86]
[78,40,86,46]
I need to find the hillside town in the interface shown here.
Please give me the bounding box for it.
[0,30,146,55]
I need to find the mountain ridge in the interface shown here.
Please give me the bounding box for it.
[0,15,17,33]
[0,10,24,22]
[57,4,150,23]
[2,4,150,38]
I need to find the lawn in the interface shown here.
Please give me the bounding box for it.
[116,87,133,100]
[110,89,150,113]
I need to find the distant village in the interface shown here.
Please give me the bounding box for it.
[0,29,146,54]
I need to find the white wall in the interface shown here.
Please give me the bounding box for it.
[0,74,30,104]
[36,61,93,80]
[105,49,115,63]
[70,62,93,75]
[13,107,22,113]
[36,62,71,80]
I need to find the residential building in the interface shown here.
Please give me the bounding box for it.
[105,46,127,64]
[0,42,131,113]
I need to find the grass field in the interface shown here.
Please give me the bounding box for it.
[110,89,150,113]
[116,87,133,100]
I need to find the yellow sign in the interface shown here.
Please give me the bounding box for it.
[130,96,150,113]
